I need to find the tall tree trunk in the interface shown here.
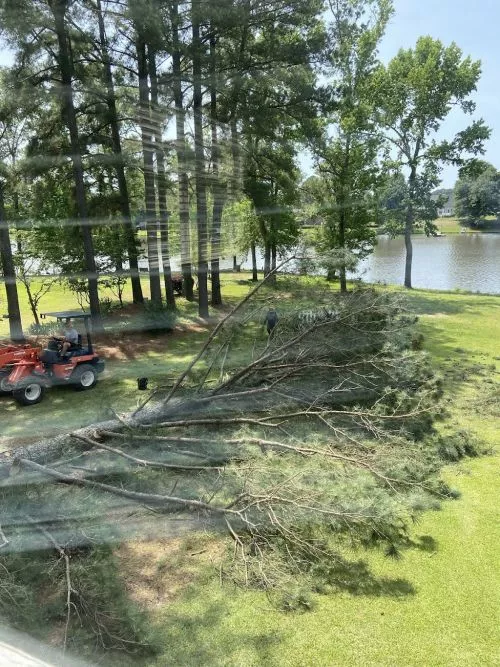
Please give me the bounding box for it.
[264,242,271,277]
[270,223,277,286]
[250,242,258,281]
[338,208,347,293]
[228,0,249,200]
[12,160,22,254]
[405,166,416,289]
[209,35,224,306]
[51,0,102,332]
[24,283,40,327]
[96,0,143,304]
[148,48,176,309]
[230,117,242,199]
[338,136,350,293]
[230,118,241,272]
[257,215,271,276]
[0,183,24,341]
[136,36,162,305]
[192,0,209,319]
[171,0,194,301]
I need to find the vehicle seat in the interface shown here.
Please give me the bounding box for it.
[65,335,83,357]
[67,348,90,358]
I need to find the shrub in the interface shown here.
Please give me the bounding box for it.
[136,302,177,333]
[26,321,60,336]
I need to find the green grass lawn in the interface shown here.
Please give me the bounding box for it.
[128,283,499,667]
[434,217,465,234]
[0,273,260,447]
[0,276,158,339]
[433,216,500,235]
[2,275,499,666]
[303,217,499,238]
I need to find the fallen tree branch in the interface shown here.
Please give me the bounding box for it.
[23,514,74,652]
[132,257,296,418]
[97,431,211,459]
[97,431,405,489]
[0,525,9,549]
[18,459,241,517]
[140,416,281,430]
[70,433,225,471]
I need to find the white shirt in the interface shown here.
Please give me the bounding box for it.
[64,327,79,345]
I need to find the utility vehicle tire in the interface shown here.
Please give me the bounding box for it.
[0,369,12,395]
[71,364,98,391]
[12,379,46,406]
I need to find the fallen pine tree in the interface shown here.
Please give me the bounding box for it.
[0,286,479,656]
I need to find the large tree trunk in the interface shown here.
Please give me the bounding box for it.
[136,36,162,305]
[404,166,416,289]
[26,289,40,326]
[251,241,258,281]
[338,208,347,293]
[209,35,224,307]
[0,183,24,341]
[230,117,242,199]
[338,136,350,294]
[229,121,241,273]
[51,0,102,332]
[192,0,209,319]
[270,230,277,286]
[148,47,176,310]
[171,0,194,301]
[96,0,143,305]
[257,214,271,276]
[264,242,271,276]
[404,222,413,289]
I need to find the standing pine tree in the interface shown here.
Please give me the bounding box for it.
[311,0,391,291]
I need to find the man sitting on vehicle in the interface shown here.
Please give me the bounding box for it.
[59,318,79,356]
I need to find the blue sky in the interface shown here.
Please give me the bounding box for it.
[0,0,497,189]
[377,0,500,187]
[301,0,500,185]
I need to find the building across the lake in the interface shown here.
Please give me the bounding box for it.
[432,189,454,217]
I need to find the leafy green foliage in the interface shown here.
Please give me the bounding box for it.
[135,300,177,333]
[374,36,490,285]
[0,545,157,658]
[454,161,500,225]
[307,0,391,287]
[377,171,439,237]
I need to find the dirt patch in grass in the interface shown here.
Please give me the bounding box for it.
[115,535,224,611]
[93,311,217,362]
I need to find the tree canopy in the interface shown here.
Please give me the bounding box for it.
[454,161,500,225]
[373,36,490,287]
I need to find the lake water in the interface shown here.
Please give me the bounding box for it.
[142,233,500,295]
[355,234,500,294]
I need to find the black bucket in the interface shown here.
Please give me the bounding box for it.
[137,377,149,391]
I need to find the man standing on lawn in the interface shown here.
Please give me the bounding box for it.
[264,308,279,337]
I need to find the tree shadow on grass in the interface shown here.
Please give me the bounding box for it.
[410,534,438,553]
[149,597,284,667]
[144,554,417,666]
[315,556,416,598]
[405,290,500,317]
